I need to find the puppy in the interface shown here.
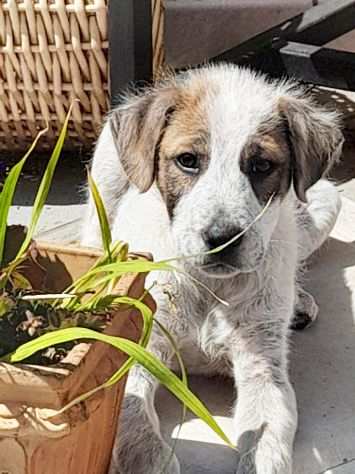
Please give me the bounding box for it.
[82,65,343,474]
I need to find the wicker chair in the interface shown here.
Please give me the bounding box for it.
[0,0,164,152]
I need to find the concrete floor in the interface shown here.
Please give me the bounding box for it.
[5,87,355,474]
[8,154,86,243]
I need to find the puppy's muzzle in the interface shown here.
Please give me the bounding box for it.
[201,224,244,276]
[202,225,244,257]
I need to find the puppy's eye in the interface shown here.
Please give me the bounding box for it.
[175,153,200,174]
[250,158,273,174]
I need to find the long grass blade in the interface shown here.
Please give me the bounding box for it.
[87,170,112,260]
[8,327,235,448]
[43,297,153,415]
[21,294,77,301]
[82,260,229,306]
[82,259,176,277]
[15,103,76,261]
[60,241,128,310]
[0,128,47,266]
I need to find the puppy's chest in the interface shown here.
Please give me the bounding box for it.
[173,307,237,377]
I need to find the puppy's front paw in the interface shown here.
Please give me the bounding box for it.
[234,422,293,474]
[235,428,292,474]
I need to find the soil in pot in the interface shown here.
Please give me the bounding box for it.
[0,289,112,365]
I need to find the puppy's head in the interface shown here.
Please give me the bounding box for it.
[110,65,343,277]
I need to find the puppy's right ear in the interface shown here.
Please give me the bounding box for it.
[109,87,177,193]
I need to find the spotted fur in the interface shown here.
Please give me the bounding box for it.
[82,64,343,474]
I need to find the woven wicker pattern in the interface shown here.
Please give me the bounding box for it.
[0,0,164,153]
[152,0,165,75]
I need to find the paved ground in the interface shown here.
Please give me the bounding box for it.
[5,87,355,474]
[7,154,86,243]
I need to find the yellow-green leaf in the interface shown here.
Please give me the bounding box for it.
[0,128,47,267]
[87,171,112,260]
[15,103,76,262]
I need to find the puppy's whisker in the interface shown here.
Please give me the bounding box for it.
[175,269,230,307]
[163,265,229,306]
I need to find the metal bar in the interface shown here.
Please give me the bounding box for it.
[279,42,355,90]
[242,42,355,91]
[212,0,355,64]
[108,0,153,105]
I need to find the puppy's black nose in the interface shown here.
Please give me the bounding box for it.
[203,226,244,251]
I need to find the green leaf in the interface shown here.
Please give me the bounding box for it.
[82,260,229,306]
[50,296,154,414]
[8,326,235,449]
[0,295,14,317]
[9,271,32,289]
[87,171,112,260]
[0,128,47,267]
[58,257,173,312]
[15,103,76,262]
[60,240,129,311]
[82,259,176,279]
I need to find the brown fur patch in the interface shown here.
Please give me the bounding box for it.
[110,87,179,193]
[156,83,211,216]
[240,129,292,203]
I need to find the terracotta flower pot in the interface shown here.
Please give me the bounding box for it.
[0,242,155,474]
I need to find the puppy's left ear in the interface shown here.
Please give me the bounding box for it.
[279,96,344,202]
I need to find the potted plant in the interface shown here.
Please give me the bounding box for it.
[0,241,153,474]
[0,110,234,474]
[0,112,156,473]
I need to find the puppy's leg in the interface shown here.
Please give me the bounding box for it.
[291,180,341,330]
[232,320,297,474]
[109,337,180,474]
[81,121,129,248]
[297,179,341,261]
[291,287,319,330]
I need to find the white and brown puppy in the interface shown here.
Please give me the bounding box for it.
[82,65,343,474]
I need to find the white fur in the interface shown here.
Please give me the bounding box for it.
[82,65,342,474]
